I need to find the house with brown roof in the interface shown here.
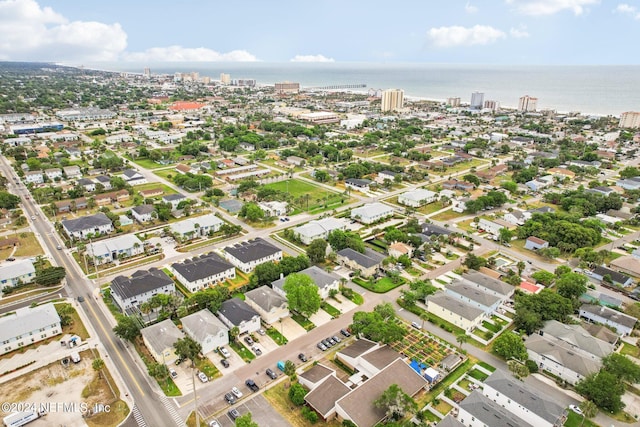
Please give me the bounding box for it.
[175,163,191,174]
[305,376,351,420]
[139,188,164,198]
[524,236,549,251]
[388,242,413,258]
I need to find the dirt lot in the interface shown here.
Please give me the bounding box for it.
[0,350,128,427]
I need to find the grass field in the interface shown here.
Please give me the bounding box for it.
[134,182,178,196]
[262,179,352,214]
[125,155,170,170]
[13,232,45,257]
[353,276,406,293]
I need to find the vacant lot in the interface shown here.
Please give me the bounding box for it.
[262,179,353,214]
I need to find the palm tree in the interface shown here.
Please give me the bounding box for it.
[92,358,105,379]
[140,302,152,322]
[456,333,469,351]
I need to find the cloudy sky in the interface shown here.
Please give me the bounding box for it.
[1,0,639,64]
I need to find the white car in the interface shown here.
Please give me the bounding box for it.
[231,386,243,399]
[219,347,230,358]
[197,372,208,383]
[569,404,583,415]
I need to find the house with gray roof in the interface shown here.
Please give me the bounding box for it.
[181,309,229,354]
[299,364,335,390]
[445,281,502,314]
[335,339,379,370]
[293,217,348,245]
[458,391,535,427]
[140,319,184,364]
[245,285,289,325]
[169,252,235,293]
[462,271,514,299]
[483,369,566,427]
[271,265,340,300]
[426,292,486,332]
[77,178,96,192]
[223,237,282,273]
[336,248,385,278]
[0,303,61,356]
[169,213,224,241]
[0,259,35,292]
[541,320,614,359]
[420,223,452,238]
[110,268,175,313]
[351,202,394,224]
[398,189,437,207]
[162,193,187,210]
[61,212,113,240]
[217,298,260,335]
[435,416,465,427]
[591,265,634,287]
[305,375,351,420]
[579,304,637,336]
[131,204,156,223]
[121,168,147,185]
[525,333,602,385]
[86,234,144,265]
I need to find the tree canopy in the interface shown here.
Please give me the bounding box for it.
[374,384,418,421]
[350,304,407,344]
[492,332,528,360]
[283,273,322,318]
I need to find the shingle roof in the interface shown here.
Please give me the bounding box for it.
[110,268,174,301]
[163,194,186,202]
[459,391,534,427]
[245,285,287,312]
[224,238,281,263]
[61,212,112,233]
[360,346,401,370]
[0,303,60,343]
[181,309,228,343]
[337,247,385,269]
[132,204,155,215]
[435,415,465,427]
[305,376,351,417]
[541,320,614,358]
[462,271,513,296]
[171,252,234,283]
[271,265,339,292]
[86,234,142,259]
[593,266,632,284]
[299,364,334,385]
[218,298,259,326]
[525,334,601,378]
[140,319,183,356]
[446,282,501,307]
[427,293,485,321]
[338,339,378,359]
[483,370,565,425]
[579,304,637,330]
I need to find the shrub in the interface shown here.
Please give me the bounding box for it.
[288,383,307,406]
[525,360,538,373]
[302,407,318,424]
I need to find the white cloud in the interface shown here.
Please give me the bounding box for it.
[465,2,479,13]
[0,0,127,61]
[124,46,258,62]
[510,25,530,38]
[289,54,335,63]
[614,3,640,18]
[506,0,599,16]
[427,25,506,47]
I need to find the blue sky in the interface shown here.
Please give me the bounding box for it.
[1,0,639,64]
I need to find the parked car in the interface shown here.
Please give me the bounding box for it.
[198,372,208,383]
[231,387,243,399]
[332,335,341,343]
[252,346,262,356]
[228,408,240,420]
[317,342,327,351]
[340,328,351,337]
[266,368,277,379]
[244,336,254,346]
[6,257,15,261]
[298,353,307,362]
[169,368,178,379]
[221,359,230,368]
[569,405,583,415]
[224,393,236,404]
[245,379,259,392]
[208,420,221,427]
[175,358,184,365]
[258,328,266,335]
[323,339,333,347]
[219,347,230,358]
[411,321,420,329]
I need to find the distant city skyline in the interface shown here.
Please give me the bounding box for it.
[2,0,640,64]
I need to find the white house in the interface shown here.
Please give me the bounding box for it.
[131,205,156,223]
[0,259,35,291]
[217,298,261,335]
[272,266,340,300]
[258,201,288,217]
[398,189,437,208]
[162,194,187,210]
[223,238,282,273]
[63,165,82,179]
[169,214,224,240]
[345,178,372,192]
[351,202,394,224]
[293,217,348,245]
[458,391,534,427]
[86,234,144,265]
[452,197,469,213]
[24,171,44,184]
[376,170,400,184]
[426,292,486,332]
[61,212,114,240]
[181,309,229,354]
[478,218,512,237]
[245,286,289,325]
[503,209,526,226]
[579,304,637,336]
[169,252,235,293]
[45,168,63,180]
[0,303,62,356]
[110,268,175,312]
[122,169,147,186]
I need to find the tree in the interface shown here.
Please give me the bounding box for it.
[463,254,486,270]
[492,332,528,360]
[498,228,514,244]
[35,266,67,286]
[602,353,640,383]
[283,360,296,378]
[55,304,74,327]
[307,239,327,263]
[350,308,407,344]
[456,333,469,351]
[173,336,202,366]
[555,272,588,302]
[580,400,598,419]
[462,174,480,187]
[374,384,418,421]
[239,202,265,222]
[283,273,322,318]
[575,371,625,412]
[235,412,259,427]
[531,270,555,286]
[288,382,307,406]
[229,326,240,343]
[0,191,21,209]
[113,315,141,341]
[92,358,105,378]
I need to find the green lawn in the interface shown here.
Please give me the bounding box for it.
[134,182,178,195]
[153,169,175,181]
[266,327,288,345]
[262,179,353,214]
[229,341,255,362]
[291,313,315,331]
[125,156,171,170]
[478,361,496,372]
[321,302,341,317]
[620,342,640,358]
[482,320,502,333]
[564,411,599,427]
[468,369,489,381]
[353,276,406,293]
[195,357,221,380]
[342,288,364,305]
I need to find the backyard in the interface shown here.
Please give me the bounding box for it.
[261,179,353,214]
[390,326,456,367]
[352,276,406,293]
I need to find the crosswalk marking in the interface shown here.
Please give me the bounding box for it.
[159,394,187,427]
[132,404,147,427]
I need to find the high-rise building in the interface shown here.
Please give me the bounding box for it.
[470,92,484,109]
[143,67,151,78]
[220,73,231,85]
[447,97,461,107]
[381,89,404,112]
[619,112,640,129]
[484,100,500,112]
[518,95,538,112]
[275,82,300,94]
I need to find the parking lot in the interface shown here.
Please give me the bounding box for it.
[206,394,290,427]
[208,345,244,373]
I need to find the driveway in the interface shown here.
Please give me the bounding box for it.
[206,347,245,374]
[216,394,291,427]
[254,334,279,354]
[331,298,357,314]
[279,317,306,341]
[309,309,332,327]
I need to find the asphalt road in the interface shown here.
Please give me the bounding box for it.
[0,157,177,427]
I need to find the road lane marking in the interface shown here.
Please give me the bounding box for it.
[84,298,145,396]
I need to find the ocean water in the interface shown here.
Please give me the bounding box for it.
[89,62,640,116]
